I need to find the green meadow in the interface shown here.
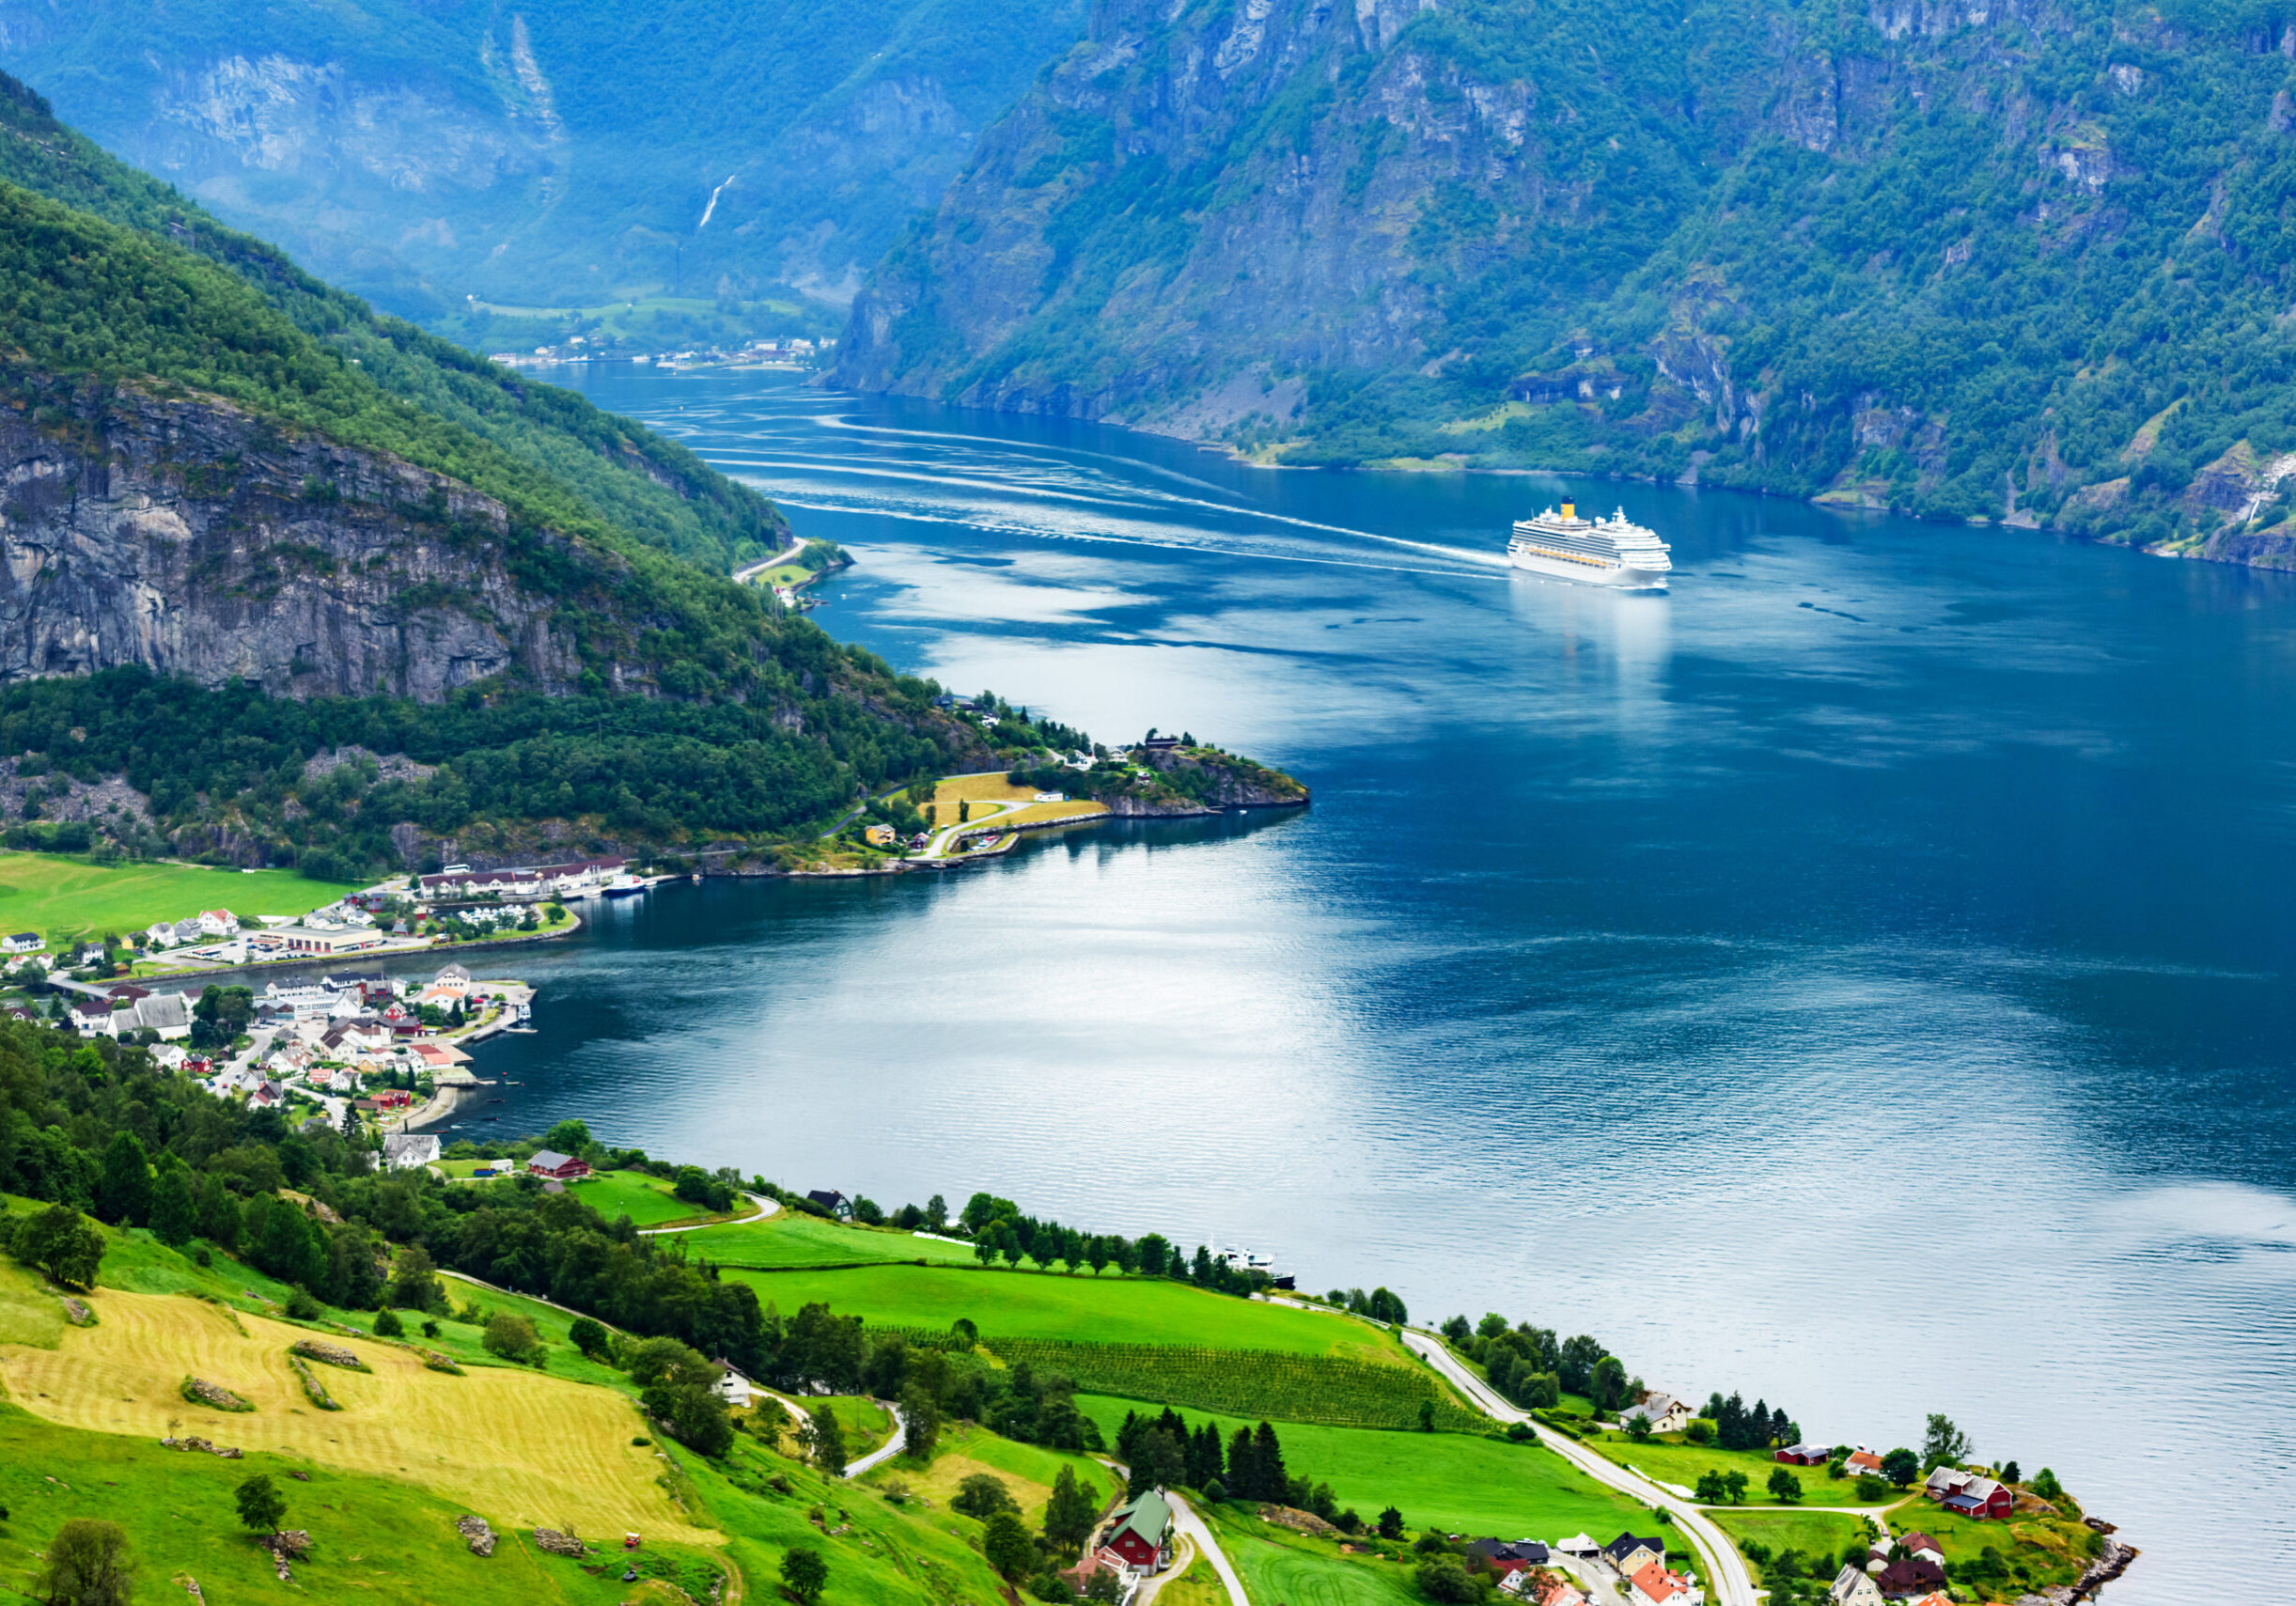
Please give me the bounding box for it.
[1585,1436,1882,1508]
[1709,1507,1875,1574]
[0,852,361,940]
[1210,1509,1421,1606]
[680,1209,979,1267]
[1075,1396,1652,1542]
[726,1262,1408,1358]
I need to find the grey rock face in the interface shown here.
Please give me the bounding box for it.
[0,384,609,700]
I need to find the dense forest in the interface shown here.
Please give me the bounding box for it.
[0,665,981,873]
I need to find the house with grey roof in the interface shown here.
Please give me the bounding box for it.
[383,1132,442,1170]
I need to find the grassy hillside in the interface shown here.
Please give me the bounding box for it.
[1076,1395,1651,1541]
[678,1210,982,1268]
[726,1262,1406,1356]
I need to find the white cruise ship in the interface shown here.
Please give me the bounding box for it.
[1508,502,1672,589]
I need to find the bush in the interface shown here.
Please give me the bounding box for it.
[481,1310,545,1365]
[1854,1473,1891,1503]
[953,1473,1018,1520]
[373,1308,403,1337]
[284,1286,320,1320]
[1414,1555,1478,1603]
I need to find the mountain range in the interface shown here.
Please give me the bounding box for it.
[12,0,2296,574]
[832,0,2296,566]
[0,0,1085,335]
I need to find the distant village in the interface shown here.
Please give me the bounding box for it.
[488,335,835,371]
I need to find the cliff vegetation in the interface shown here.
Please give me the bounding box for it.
[836,0,2296,567]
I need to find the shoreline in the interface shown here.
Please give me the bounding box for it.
[782,795,1307,879]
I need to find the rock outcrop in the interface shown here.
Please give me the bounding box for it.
[0,381,635,700]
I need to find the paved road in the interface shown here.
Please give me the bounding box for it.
[1399,1330,1757,1606]
[1095,1458,1250,1606]
[1166,1489,1249,1606]
[842,1403,908,1477]
[639,1193,780,1236]
[732,538,807,585]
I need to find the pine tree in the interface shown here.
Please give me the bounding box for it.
[150,1165,197,1247]
[1227,1427,1258,1500]
[94,1130,151,1226]
[195,1173,241,1250]
[1253,1422,1287,1501]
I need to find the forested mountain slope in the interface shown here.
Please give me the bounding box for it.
[836,0,2296,566]
[0,0,1085,327]
[0,73,782,577]
[0,76,1002,869]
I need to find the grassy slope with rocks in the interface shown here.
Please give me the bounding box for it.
[837,0,2296,567]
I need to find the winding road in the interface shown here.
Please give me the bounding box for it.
[1399,1330,1759,1606]
[639,1192,779,1236]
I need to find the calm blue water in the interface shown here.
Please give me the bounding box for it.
[451,367,2293,1595]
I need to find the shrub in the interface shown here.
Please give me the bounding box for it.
[372,1308,403,1338]
[1414,1554,1478,1603]
[482,1310,545,1366]
[952,1473,1017,1520]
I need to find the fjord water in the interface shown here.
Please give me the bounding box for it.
[499,368,2283,1595]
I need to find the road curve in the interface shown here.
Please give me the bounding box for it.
[842,1403,908,1477]
[1095,1459,1251,1606]
[639,1192,780,1236]
[1399,1330,1757,1606]
[1166,1489,1250,1606]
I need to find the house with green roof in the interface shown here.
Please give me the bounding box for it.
[1099,1488,1175,1571]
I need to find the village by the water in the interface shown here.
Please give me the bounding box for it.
[0,855,667,1162]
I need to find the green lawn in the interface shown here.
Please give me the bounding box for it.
[1210,1510,1420,1606]
[564,1169,716,1228]
[1898,1501,2102,1592]
[0,851,363,940]
[1075,1396,1653,1543]
[724,1264,1408,1359]
[1710,1508,1874,1576]
[1584,1436,1882,1507]
[679,1210,979,1267]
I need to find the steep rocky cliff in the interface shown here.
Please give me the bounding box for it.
[0,382,633,700]
[836,0,2296,566]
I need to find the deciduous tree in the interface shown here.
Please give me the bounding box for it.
[38,1518,133,1606]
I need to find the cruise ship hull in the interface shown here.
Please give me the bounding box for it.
[1509,548,1669,590]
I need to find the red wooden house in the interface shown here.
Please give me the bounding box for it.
[1099,1489,1173,1571]
[526,1148,593,1180]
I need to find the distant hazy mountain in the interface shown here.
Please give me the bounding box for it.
[0,0,1084,324]
[834,0,2296,566]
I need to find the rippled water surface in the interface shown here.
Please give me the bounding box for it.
[448,367,2296,1596]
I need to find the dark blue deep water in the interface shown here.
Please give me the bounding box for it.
[445,367,2292,1595]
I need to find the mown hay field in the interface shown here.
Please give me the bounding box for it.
[0,1288,711,1544]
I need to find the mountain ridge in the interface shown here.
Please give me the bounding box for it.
[833,0,2296,569]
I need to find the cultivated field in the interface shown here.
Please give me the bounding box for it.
[1076,1395,1652,1540]
[920,774,1040,807]
[992,1337,1480,1431]
[725,1264,1412,1359]
[0,852,362,938]
[0,1289,711,1544]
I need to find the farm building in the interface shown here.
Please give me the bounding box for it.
[527,1149,593,1180]
[1096,1489,1174,1572]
